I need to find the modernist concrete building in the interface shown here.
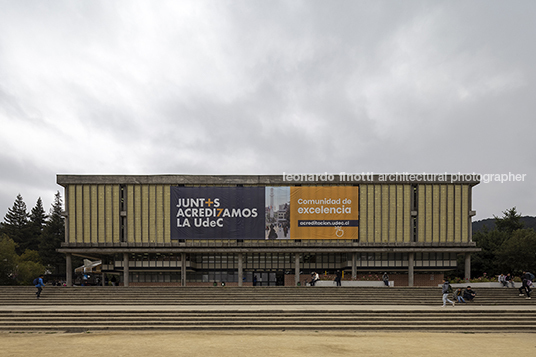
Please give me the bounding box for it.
[57,174,480,287]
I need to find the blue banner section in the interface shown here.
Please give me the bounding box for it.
[170,187,265,239]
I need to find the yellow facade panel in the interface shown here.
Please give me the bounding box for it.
[68,185,77,243]
[447,185,454,242]
[389,185,396,242]
[432,185,440,243]
[126,185,135,243]
[105,186,113,243]
[403,185,411,242]
[90,185,99,243]
[396,185,403,242]
[112,185,120,243]
[82,186,91,243]
[359,186,368,243]
[164,186,171,243]
[98,186,107,243]
[381,185,389,242]
[440,185,447,243]
[425,185,432,242]
[367,185,375,243]
[374,185,382,243]
[149,185,157,243]
[141,185,149,243]
[134,185,142,243]
[417,185,425,242]
[156,185,164,243]
[462,185,469,242]
[454,185,462,242]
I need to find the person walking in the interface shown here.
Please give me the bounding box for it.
[34,274,45,299]
[519,271,532,299]
[442,279,455,307]
[335,270,342,287]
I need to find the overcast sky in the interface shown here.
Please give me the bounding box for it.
[0,0,535,222]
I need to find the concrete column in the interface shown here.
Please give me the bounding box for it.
[408,252,415,287]
[66,253,72,287]
[181,253,187,287]
[294,253,300,286]
[238,253,243,287]
[352,253,357,279]
[123,253,129,287]
[102,271,106,287]
[465,253,471,282]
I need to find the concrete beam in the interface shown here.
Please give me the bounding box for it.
[57,247,482,254]
[56,173,480,187]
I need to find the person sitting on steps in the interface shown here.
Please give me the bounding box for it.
[454,288,466,303]
[463,286,476,301]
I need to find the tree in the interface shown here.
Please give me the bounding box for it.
[496,229,536,274]
[39,191,65,275]
[16,249,46,285]
[28,197,47,252]
[494,207,524,234]
[472,207,535,278]
[2,194,30,255]
[15,260,46,285]
[472,227,508,277]
[0,235,18,285]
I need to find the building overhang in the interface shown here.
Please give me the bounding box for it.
[57,173,481,186]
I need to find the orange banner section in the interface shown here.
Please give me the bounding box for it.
[290,186,359,239]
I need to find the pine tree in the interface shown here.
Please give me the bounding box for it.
[494,207,524,234]
[39,191,65,275]
[28,197,47,252]
[2,194,30,255]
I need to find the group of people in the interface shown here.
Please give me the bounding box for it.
[497,271,533,299]
[452,286,477,304]
[308,270,343,286]
[442,270,534,306]
[442,279,477,307]
[498,273,516,288]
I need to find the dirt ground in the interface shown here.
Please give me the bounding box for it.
[1,331,535,357]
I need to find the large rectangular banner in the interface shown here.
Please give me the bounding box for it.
[170,186,358,240]
[290,186,359,239]
[171,187,265,239]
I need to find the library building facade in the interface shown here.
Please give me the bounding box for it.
[57,174,480,287]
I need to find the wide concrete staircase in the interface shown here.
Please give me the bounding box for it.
[0,286,534,332]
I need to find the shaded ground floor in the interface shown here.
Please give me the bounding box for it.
[62,249,476,287]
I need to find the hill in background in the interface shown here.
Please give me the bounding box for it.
[472,216,536,233]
